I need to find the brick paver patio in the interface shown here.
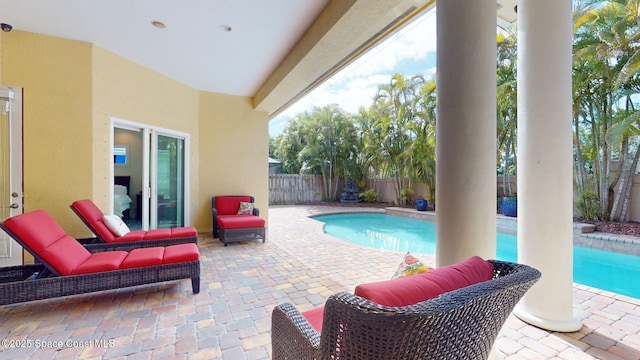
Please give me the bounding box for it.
[0,205,639,359]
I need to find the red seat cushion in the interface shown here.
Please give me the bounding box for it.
[117,227,198,242]
[169,226,198,238]
[162,243,200,264]
[73,199,198,243]
[72,251,128,274]
[3,210,199,276]
[217,215,265,229]
[117,230,147,242]
[120,247,165,269]
[301,306,325,333]
[215,196,253,215]
[142,229,172,240]
[354,256,494,307]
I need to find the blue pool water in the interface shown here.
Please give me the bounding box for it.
[314,213,640,299]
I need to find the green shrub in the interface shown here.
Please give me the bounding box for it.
[360,189,378,203]
[400,188,414,205]
[575,190,600,220]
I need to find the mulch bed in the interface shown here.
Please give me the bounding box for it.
[582,220,640,237]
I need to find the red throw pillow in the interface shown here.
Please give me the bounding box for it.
[354,256,494,307]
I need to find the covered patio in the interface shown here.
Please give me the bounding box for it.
[1,206,638,359]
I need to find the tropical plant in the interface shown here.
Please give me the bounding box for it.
[373,73,426,204]
[298,105,358,200]
[496,28,518,197]
[573,0,640,220]
[359,189,378,203]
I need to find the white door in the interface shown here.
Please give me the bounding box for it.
[0,86,23,267]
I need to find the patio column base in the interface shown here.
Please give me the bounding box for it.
[513,304,582,332]
[489,346,502,360]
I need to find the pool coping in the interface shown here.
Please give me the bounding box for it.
[385,207,640,257]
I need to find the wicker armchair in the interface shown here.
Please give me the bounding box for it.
[271,260,541,360]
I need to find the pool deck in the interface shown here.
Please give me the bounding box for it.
[0,205,639,359]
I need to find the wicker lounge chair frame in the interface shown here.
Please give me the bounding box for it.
[70,200,197,252]
[271,260,541,360]
[212,196,265,246]
[0,222,200,306]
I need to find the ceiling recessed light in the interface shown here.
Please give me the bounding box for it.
[220,24,232,32]
[151,20,166,29]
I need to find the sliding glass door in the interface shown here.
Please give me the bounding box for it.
[112,119,189,231]
[151,132,186,228]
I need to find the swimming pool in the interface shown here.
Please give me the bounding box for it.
[313,213,640,299]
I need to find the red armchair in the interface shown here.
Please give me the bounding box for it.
[212,196,266,246]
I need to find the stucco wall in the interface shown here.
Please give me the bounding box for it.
[197,92,269,231]
[0,32,3,82]
[1,31,93,236]
[1,30,270,240]
[91,45,200,236]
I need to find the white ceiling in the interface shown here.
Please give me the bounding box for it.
[0,0,329,97]
[0,1,517,113]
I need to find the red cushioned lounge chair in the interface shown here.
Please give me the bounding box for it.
[70,199,197,252]
[212,196,266,246]
[0,210,200,306]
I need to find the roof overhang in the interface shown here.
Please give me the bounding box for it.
[254,0,436,117]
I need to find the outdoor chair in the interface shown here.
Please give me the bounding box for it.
[212,195,265,246]
[272,259,541,360]
[70,199,198,252]
[0,210,200,306]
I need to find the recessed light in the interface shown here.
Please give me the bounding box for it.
[220,24,232,32]
[151,20,166,29]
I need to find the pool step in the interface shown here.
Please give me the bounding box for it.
[574,223,596,233]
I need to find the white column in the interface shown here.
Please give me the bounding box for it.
[514,0,581,332]
[436,0,496,267]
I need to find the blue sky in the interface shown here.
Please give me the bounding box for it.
[268,8,437,137]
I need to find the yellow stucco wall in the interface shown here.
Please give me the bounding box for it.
[0,32,3,81]
[91,45,200,237]
[1,31,93,236]
[197,92,269,231]
[1,30,270,241]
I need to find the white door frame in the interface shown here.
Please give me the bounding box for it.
[0,86,23,267]
[110,117,190,230]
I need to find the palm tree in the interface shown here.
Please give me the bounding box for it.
[272,113,310,174]
[410,79,437,204]
[574,0,640,220]
[373,73,425,204]
[496,29,518,197]
[298,105,356,200]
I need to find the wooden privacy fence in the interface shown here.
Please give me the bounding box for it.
[269,174,323,205]
[269,175,400,205]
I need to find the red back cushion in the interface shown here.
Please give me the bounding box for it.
[3,210,91,275]
[215,196,252,215]
[354,256,494,307]
[72,199,116,242]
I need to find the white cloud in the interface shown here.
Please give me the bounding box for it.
[269,8,437,136]
[343,10,437,79]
